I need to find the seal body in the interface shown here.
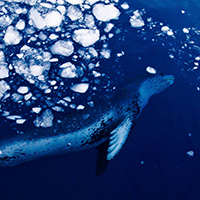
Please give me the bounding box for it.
[0,73,174,168]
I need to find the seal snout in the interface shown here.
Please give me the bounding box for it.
[163,75,174,85]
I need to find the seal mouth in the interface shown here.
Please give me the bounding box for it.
[163,75,174,85]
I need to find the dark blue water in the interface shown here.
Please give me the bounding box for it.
[0,0,200,199]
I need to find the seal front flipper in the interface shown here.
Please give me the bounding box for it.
[107,117,133,160]
[96,117,133,175]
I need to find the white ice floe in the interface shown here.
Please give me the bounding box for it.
[100,49,111,59]
[51,40,74,56]
[32,107,42,114]
[104,23,114,33]
[15,19,25,30]
[0,80,10,99]
[59,62,78,78]
[146,66,156,74]
[70,83,89,93]
[17,86,29,94]
[52,106,64,112]
[46,11,63,27]
[73,29,100,47]
[65,0,84,4]
[86,0,99,5]
[67,5,82,21]
[121,2,129,10]
[6,115,21,120]
[76,105,85,110]
[16,119,26,124]
[24,92,32,101]
[29,8,46,29]
[195,56,200,61]
[161,26,174,36]
[4,26,22,45]
[84,14,95,28]
[92,3,120,22]
[0,64,9,79]
[182,28,189,34]
[187,151,194,157]
[30,65,44,77]
[130,10,145,28]
[34,109,54,128]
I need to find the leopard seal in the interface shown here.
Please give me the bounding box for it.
[0,72,174,174]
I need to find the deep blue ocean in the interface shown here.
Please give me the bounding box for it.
[0,0,200,199]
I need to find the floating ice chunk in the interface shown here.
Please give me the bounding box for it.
[76,105,85,110]
[57,5,66,15]
[86,0,99,5]
[51,40,74,56]
[182,28,189,34]
[17,86,29,94]
[45,11,62,27]
[0,80,10,99]
[49,34,59,40]
[146,66,156,74]
[195,56,200,61]
[121,2,129,10]
[16,119,26,124]
[187,151,194,157]
[16,19,25,30]
[70,83,89,93]
[7,115,21,120]
[0,64,9,79]
[73,29,100,47]
[4,26,22,45]
[167,30,174,36]
[100,49,111,59]
[29,8,46,29]
[161,26,170,32]
[30,65,44,76]
[65,0,84,4]
[52,106,64,112]
[92,3,120,22]
[84,14,95,28]
[34,109,54,128]
[0,51,5,62]
[32,107,42,114]
[59,62,79,78]
[67,5,82,21]
[24,92,32,101]
[63,96,71,102]
[104,23,114,33]
[130,10,145,28]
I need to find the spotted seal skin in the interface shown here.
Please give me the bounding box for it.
[0,73,174,168]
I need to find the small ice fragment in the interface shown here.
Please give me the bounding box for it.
[7,115,21,120]
[121,2,129,10]
[4,26,22,45]
[0,80,10,99]
[17,86,29,94]
[167,30,174,36]
[182,28,189,34]
[64,0,84,4]
[16,19,25,30]
[100,49,111,59]
[188,133,192,137]
[73,29,100,47]
[161,26,170,32]
[187,151,194,157]
[51,40,74,57]
[181,10,185,14]
[52,106,64,112]
[32,107,42,114]
[70,83,89,93]
[104,23,114,33]
[130,10,145,28]
[24,93,32,101]
[146,66,156,74]
[34,109,54,128]
[195,56,200,61]
[141,161,144,164]
[59,62,78,78]
[63,96,71,102]
[67,5,82,21]
[92,3,120,22]
[76,105,85,110]
[16,119,26,124]
[0,64,9,79]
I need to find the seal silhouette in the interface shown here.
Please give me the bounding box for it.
[0,72,174,175]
